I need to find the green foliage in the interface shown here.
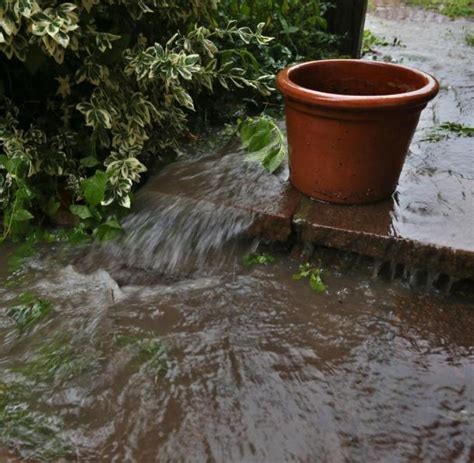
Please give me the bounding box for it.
[240,115,287,173]
[362,30,389,55]
[16,337,96,382]
[293,263,326,293]
[220,0,339,69]
[466,33,474,47]
[405,0,473,17]
[0,0,291,240]
[6,240,37,272]
[0,0,339,241]
[115,334,168,381]
[242,252,276,267]
[0,381,70,461]
[7,292,51,330]
[424,121,474,141]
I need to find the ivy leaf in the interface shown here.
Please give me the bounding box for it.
[13,209,34,222]
[87,108,112,129]
[81,170,107,206]
[70,205,93,220]
[240,116,287,173]
[77,102,112,129]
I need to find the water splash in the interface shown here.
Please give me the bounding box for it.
[80,148,289,278]
[104,193,254,274]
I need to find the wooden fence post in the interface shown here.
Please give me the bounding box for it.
[327,0,368,58]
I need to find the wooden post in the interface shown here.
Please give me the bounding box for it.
[327,0,368,58]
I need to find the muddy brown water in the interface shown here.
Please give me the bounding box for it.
[1,5,474,462]
[1,231,474,462]
[1,135,474,463]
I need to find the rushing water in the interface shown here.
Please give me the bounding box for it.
[1,243,474,462]
[93,149,261,277]
[1,3,474,461]
[1,150,474,462]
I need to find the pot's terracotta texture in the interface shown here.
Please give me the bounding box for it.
[277,59,439,204]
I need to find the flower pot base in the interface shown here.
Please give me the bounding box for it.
[291,184,397,206]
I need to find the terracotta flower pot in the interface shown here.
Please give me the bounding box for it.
[276,59,439,204]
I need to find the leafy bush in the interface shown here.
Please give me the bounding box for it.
[0,0,335,241]
[220,0,339,72]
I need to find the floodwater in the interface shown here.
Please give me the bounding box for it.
[1,154,474,462]
[1,4,474,463]
[365,6,474,252]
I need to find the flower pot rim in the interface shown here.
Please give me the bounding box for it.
[276,59,439,111]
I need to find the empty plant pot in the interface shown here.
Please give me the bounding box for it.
[276,59,439,204]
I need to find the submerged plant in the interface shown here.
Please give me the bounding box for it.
[424,121,474,141]
[6,241,37,273]
[0,381,70,461]
[16,338,96,383]
[466,33,474,47]
[115,334,169,381]
[7,292,51,330]
[293,263,327,293]
[240,116,287,173]
[242,252,276,267]
[438,122,474,137]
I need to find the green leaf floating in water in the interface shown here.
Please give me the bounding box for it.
[242,253,276,267]
[240,116,287,173]
[293,263,327,293]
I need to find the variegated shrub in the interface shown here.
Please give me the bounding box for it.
[0,0,276,239]
[0,0,336,241]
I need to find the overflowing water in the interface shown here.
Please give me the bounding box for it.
[84,147,288,279]
[2,10,474,456]
[1,144,474,462]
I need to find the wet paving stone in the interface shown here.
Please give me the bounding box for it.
[294,196,474,280]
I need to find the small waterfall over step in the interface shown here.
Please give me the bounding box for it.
[105,193,255,274]
[82,146,288,278]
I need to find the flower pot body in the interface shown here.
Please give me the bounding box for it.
[277,60,439,204]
